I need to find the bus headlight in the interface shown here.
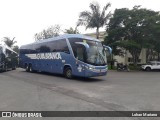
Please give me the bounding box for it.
[89,67,93,70]
[85,66,95,70]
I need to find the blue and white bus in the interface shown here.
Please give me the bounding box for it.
[0,44,18,72]
[19,34,111,78]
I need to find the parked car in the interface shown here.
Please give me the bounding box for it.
[141,61,160,71]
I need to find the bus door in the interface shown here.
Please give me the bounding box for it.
[72,44,86,77]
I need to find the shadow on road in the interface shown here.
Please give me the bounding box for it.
[20,70,105,82]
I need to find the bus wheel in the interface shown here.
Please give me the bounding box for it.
[29,64,35,73]
[64,67,72,79]
[25,64,29,72]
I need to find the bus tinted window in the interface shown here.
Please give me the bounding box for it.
[20,49,26,54]
[48,39,69,53]
[57,40,69,53]
[33,44,40,53]
[47,41,57,52]
[21,39,69,54]
[35,44,50,53]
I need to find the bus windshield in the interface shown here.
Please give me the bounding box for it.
[69,38,107,66]
[86,41,107,66]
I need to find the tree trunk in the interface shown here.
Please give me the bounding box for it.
[131,50,140,65]
[146,48,149,62]
[96,27,99,39]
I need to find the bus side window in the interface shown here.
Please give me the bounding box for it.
[23,46,31,54]
[35,44,41,53]
[48,39,70,53]
[56,40,70,53]
[38,45,50,53]
[48,42,57,52]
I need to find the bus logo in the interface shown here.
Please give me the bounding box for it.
[36,53,62,60]
[25,52,62,60]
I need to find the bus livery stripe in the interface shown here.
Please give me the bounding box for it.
[25,52,62,60]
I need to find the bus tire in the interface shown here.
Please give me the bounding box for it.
[29,64,35,73]
[25,64,29,72]
[64,67,72,79]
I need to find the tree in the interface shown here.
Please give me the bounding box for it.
[64,27,79,34]
[2,37,19,53]
[3,37,17,48]
[13,45,19,53]
[150,15,160,61]
[105,6,160,64]
[34,24,61,41]
[78,1,111,39]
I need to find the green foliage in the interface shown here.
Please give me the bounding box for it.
[78,2,111,39]
[108,64,116,70]
[13,45,19,53]
[128,64,141,70]
[34,24,61,41]
[64,27,79,34]
[3,37,17,48]
[105,6,160,64]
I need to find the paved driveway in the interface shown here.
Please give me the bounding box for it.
[0,69,160,120]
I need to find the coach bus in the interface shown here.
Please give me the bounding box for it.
[0,44,18,72]
[19,34,112,78]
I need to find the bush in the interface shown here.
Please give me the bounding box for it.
[108,65,117,70]
[128,64,141,70]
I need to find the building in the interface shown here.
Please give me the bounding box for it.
[113,49,146,65]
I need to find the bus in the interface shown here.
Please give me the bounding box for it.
[19,34,112,78]
[0,44,18,72]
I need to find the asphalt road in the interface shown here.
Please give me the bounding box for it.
[0,68,160,120]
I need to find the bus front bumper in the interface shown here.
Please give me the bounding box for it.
[85,67,107,77]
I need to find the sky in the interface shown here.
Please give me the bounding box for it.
[0,0,160,46]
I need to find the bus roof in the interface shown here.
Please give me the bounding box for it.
[20,34,100,48]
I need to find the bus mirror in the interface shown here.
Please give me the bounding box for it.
[103,45,112,56]
[75,42,89,49]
